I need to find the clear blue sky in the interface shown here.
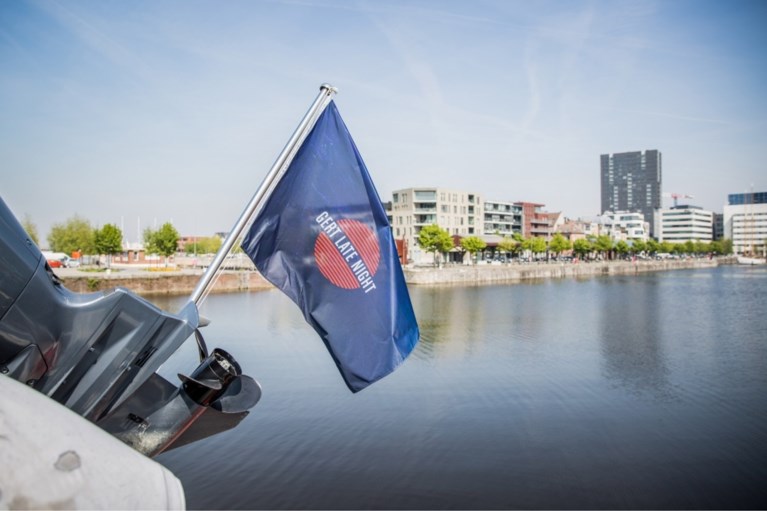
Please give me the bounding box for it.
[2,0,765,244]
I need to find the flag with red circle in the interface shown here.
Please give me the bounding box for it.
[241,101,419,392]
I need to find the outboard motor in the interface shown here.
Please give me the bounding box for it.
[0,196,260,456]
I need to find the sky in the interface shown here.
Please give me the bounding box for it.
[1,0,766,245]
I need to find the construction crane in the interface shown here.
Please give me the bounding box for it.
[662,192,694,208]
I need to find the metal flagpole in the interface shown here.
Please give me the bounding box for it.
[188,83,338,306]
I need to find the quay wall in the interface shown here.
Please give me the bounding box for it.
[403,258,725,286]
[59,258,733,295]
[61,270,272,295]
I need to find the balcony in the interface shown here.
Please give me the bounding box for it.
[414,191,437,200]
[414,214,437,225]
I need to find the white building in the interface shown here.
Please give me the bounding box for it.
[599,211,649,242]
[723,199,767,256]
[654,205,714,243]
[391,187,483,264]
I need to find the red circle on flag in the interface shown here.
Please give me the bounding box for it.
[314,219,380,289]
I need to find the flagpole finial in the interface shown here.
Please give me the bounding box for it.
[320,83,338,94]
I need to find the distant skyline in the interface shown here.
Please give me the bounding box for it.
[2,0,765,244]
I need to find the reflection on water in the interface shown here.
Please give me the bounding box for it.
[596,277,672,400]
[155,266,767,509]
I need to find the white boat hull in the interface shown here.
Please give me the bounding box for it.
[737,256,766,265]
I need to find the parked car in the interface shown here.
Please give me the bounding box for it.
[66,258,81,268]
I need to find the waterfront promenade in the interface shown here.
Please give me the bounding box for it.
[55,257,730,295]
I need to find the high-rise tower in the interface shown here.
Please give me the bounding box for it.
[600,150,662,236]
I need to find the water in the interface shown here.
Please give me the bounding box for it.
[155,266,767,509]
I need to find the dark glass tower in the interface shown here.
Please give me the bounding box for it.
[600,150,662,236]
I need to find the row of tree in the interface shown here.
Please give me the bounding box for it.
[416,224,733,265]
[20,215,222,264]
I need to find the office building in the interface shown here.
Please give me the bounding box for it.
[723,191,767,256]
[654,205,714,243]
[600,150,662,236]
[713,213,724,241]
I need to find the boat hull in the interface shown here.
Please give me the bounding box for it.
[737,256,766,265]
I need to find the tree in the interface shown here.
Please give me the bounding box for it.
[523,236,547,259]
[693,241,708,255]
[417,224,453,267]
[497,236,518,262]
[144,222,180,266]
[593,235,613,259]
[21,214,39,246]
[186,236,222,255]
[460,236,487,264]
[573,238,592,259]
[48,215,95,255]
[94,224,123,267]
[548,233,571,258]
[646,238,660,255]
[630,239,646,255]
[615,240,630,257]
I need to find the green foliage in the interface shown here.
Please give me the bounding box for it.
[572,238,592,258]
[460,236,487,263]
[188,236,222,255]
[630,239,646,254]
[646,239,660,254]
[548,233,571,255]
[615,240,630,255]
[418,224,453,266]
[48,215,95,255]
[418,224,453,254]
[593,235,613,256]
[144,222,180,264]
[497,236,518,258]
[522,236,547,255]
[21,214,39,246]
[94,224,123,256]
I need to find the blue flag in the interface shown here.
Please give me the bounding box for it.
[241,101,419,392]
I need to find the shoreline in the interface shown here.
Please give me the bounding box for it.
[403,257,727,286]
[55,257,733,296]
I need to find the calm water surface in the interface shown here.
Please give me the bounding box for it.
[155,266,767,509]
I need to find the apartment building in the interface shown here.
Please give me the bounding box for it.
[515,202,551,239]
[390,187,483,264]
[599,211,650,241]
[483,200,522,236]
[654,205,713,243]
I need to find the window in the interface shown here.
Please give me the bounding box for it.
[415,190,436,200]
